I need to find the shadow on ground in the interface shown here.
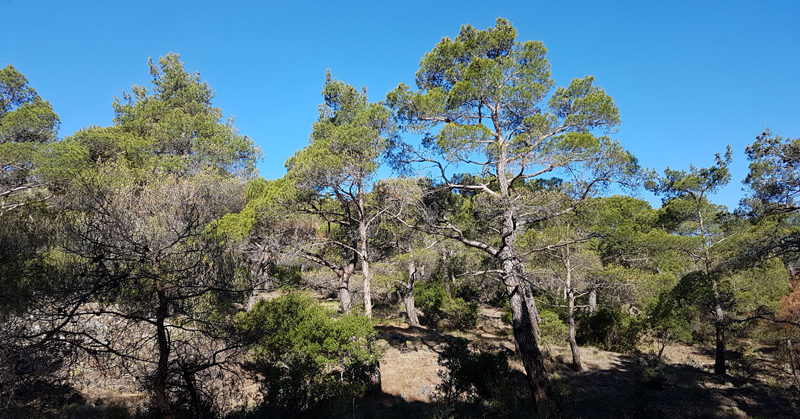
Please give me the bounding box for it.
[553,353,800,419]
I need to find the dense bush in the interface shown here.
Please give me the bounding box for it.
[539,309,570,347]
[416,282,479,330]
[235,293,382,414]
[578,308,644,353]
[647,292,693,355]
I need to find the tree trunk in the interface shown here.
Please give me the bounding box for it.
[441,253,452,298]
[154,280,174,419]
[714,321,726,375]
[588,288,597,314]
[446,273,453,298]
[521,278,542,339]
[357,189,372,317]
[568,290,583,372]
[368,361,382,396]
[339,261,355,314]
[404,261,419,327]
[494,157,558,415]
[507,278,559,417]
[788,339,800,388]
[712,275,726,376]
[182,366,202,419]
[563,248,582,371]
[361,258,372,317]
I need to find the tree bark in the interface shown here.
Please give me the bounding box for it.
[339,261,355,314]
[588,288,597,314]
[521,278,542,339]
[568,290,583,372]
[495,141,558,417]
[154,278,174,419]
[441,252,453,298]
[714,321,726,376]
[368,361,382,396]
[563,248,583,372]
[358,187,372,317]
[404,261,420,327]
[712,275,727,376]
[182,366,202,419]
[507,275,559,417]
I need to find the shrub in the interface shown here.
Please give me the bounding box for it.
[578,308,643,353]
[416,281,448,314]
[416,282,478,331]
[500,305,568,346]
[268,265,303,289]
[235,293,382,413]
[647,293,693,355]
[539,309,569,347]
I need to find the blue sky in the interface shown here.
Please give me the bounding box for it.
[3,0,798,209]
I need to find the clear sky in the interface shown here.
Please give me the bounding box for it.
[3,0,798,210]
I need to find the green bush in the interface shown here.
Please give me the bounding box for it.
[578,308,643,353]
[268,265,303,289]
[416,281,448,314]
[646,292,693,355]
[500,304,568,346]
[235,293,382,413]
[416,282,478,331]
[539,309,569,347]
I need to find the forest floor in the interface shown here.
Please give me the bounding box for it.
[371,306,800,418]
[38,302,800,418]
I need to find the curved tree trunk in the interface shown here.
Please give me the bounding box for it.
[181,366,202,419]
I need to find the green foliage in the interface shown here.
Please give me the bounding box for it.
[648,291,693,344]
[236,293,382,412]
[631,354,669,390]
[416,281,448,310]
[745,128,800,214]
[268,265,303,290]
[0,64,59,145]
[502,305,569,347]
[539,309,570,347]
[646,146,732,201]
[578,308,644,353]
[53,53,260,184]
[0,65,60,215]
[416,281,478,330]
[286,71,393,194]
[435,337,523,418]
